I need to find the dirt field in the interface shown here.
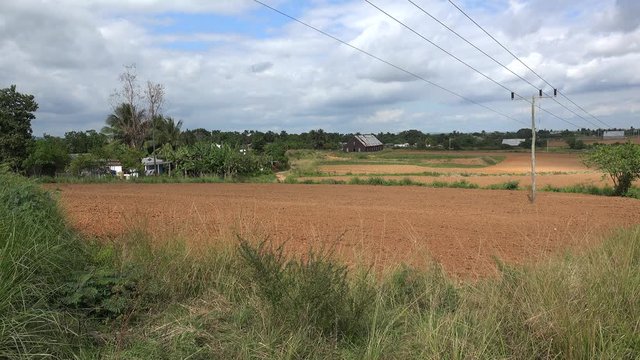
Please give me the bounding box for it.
[314,151,633,188]
[51,183,640,278]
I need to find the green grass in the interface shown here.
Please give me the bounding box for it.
[540,183,640,199]
[317,160,492,168]
[485,180,520,190]
[4,170,640,358]
[32,173,278,184]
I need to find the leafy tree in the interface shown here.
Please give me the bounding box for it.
[24,135,70,176]
[583,143,640,195]
[0,85,38,171]
[565,136,586,150]
[68,153,106,176]
[102,103,147,149]
[65,130,108,153]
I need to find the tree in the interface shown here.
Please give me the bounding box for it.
[154,116,183,149]
[0,85,38,171]
[102,103,147,149]
[65,130,108,153]
[583,143,640,196]
[23,135,69,176]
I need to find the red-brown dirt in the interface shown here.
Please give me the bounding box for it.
[50,183,640,278]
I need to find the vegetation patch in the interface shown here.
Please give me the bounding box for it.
[2,172,640,358]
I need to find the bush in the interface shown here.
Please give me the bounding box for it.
[583,143,640,195]
[486,180,520,190]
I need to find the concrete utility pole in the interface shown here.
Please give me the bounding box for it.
[512,89,557,203]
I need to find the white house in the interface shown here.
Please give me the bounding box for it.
[141,157,169,175]
[501,138,525,147]
[603,130,625,139]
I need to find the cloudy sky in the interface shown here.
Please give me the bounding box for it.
[1,0,639,136]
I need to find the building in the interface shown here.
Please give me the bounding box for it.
[106,160,123,175]
[343,134,383,152]
[141,156,169,175]
[603,130,625,139]
[501,138,525,147]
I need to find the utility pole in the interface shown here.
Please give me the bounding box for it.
[512,89,557,203]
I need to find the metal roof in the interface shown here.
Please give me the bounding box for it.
[355,134,383,147]
[501,139,525,146]
[141,157,167,166]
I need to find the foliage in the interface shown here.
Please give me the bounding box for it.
[64,130,108,153]
[583,143,640,195]
[486,180,520,190]
[0,170,89,357]
[565,136,586,150]
[68,153,107,176]
[164,142,269,178]
[23,135,70,176]
[238,240,374,341]
[0,85,38,171]
[102,103,148,149]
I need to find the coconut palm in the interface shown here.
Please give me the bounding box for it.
[102,103,147,149]
[154,116,183,149]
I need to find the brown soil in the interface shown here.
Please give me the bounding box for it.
[300,173,611,188]
[50,183,640,278]
[319,152,590,175]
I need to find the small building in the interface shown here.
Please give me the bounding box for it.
[106,160,122,175]
[142,156,170,175]
[343,134,383,152]
[603,130,625,139]
[501,138,525,147]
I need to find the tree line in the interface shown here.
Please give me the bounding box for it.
[1,70,638,190]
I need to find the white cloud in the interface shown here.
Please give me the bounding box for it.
[0,0,638,136]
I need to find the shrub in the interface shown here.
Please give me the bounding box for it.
[583,143,640,195]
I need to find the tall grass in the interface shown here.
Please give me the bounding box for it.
[3,171,640,358]
[0,170,89,358]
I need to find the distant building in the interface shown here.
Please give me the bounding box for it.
[106,160,122,175]
[142,156,169,175]
[603,130,625,139]
[343,134,383,152]
[501,138,525,147]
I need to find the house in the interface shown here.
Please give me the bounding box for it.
[106,160,122,175]
[501,138,525,147]
[603,130,625,139]
[343,134,383,152]
[142,156,170,175]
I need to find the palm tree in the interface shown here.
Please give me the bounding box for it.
[154,116,183,149]
[102,103,147,149]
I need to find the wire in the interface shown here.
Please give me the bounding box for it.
[447,0,612,128]
[365,0,524,100]
[252,0,527,126]
[407,0,601,129]
[366,0,579,128]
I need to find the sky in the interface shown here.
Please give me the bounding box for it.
[1,0,639,136]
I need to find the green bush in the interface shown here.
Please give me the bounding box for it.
[486,180,520,190]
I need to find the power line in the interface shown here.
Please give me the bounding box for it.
[252,0,527,126]
[447,0,612,128]
[365,0,579,129]
[365,0,523,100]
[407,0,601,129]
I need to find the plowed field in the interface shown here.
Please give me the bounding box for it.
[51,183,640,277]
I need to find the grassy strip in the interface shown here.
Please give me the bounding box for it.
[541,184,640,199]
[0,170,91,358]
[316,160,492,168]
[4,171,640,358]
[32,173,278,184]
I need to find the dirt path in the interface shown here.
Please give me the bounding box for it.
[50,183,640,278]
